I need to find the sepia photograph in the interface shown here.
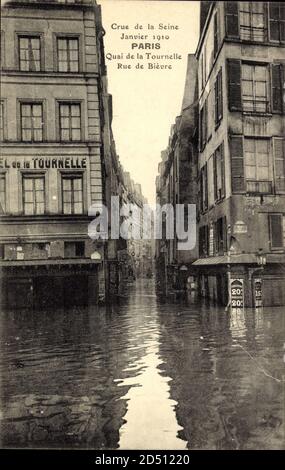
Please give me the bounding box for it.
[0,0,284,461]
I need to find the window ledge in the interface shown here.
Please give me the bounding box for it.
[242,111,273,118]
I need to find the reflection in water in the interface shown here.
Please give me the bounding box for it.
[0,279,284,449]
[118,330,186,449]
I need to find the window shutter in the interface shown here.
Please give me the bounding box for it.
[199,106,203,151]
[225,2,239,38]
[269,3,280,42]
[281,7,285,43]
[230,135,245,193]
[223,216,228,252]
[215,70,223,124]
[218,69,223,121]
[269,214,283,248]
[204,163,208,210]
[213,151,217,200]
[271,63,283,113]
[205,96,208,143]
[198,173,202,213]
[227,59,242,111]
[215,77,218,124]
[213,221,218,255]
[274,138,285,192]
[220,142,225,198]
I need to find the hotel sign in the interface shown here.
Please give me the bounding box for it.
[0,157,87,170]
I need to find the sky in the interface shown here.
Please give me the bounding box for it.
[99,0,200,204]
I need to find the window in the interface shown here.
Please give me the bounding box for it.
[244,139,272,193]
[0,102,4,141]
[199,99,208,150]
[240,2,266,42]
[0,245,4,259]
[199,225,209,257]
[213,10,220,57]
[269,2,285,43]
[57,37,79,72]
[0,31,4,69]
[269,214,284,249]
[62,174,83,214]
[0,174,6,214]
[242,64,269,113]
[64,241,85,258]
[20,103,43,142]
[215,217,227,255]
[59,103,81,141]
[23,175,45,215]
[213,142,225,201]
[215,68,223,126]
[18,36,41,72]
[200,164,208,212]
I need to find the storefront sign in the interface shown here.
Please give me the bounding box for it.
[230,278,244,308]
[233,221,247,234]
[254,278,263,308]
[0,157,87,170]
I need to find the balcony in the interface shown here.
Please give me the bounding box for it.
[246,180,273,194]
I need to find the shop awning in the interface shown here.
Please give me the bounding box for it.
[0,258,102,267]
[192,254,257,266]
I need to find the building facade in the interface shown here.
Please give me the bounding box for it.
[0,0,115,307]
[156,54,199,294]
[119,172,153,283]
[194,1,285,307]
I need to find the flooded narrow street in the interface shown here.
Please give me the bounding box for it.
[0,279,284,450]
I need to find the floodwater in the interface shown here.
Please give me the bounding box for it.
[0,279,284,449]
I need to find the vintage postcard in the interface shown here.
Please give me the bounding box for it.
[0,0,284,458]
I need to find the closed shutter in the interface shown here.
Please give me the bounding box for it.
[215,77,218,124]
[213,221,218,255]
[274,138,285,192]
[220,142,225,198]
[271,63,283,113]
[269,214,283,248]
[199,106,204,151]
[204,163,208,211]
[197,170,203,212]
[215,69,223,124]
[230,136,245,193]
[227,59,242,111]
[225,2,239,38]
[223,216,228,252]
[213,151,217,200]
[218,70,223,121]
[269,3,281,42]
[205,96,208,144]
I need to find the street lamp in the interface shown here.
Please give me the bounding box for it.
[257,253,267,266]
